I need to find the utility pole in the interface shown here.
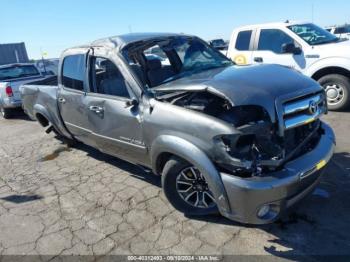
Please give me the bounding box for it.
[40,47,47,75]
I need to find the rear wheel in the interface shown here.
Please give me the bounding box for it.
[162,157,218,216]
[0,106,12,119]
[318,74,350,111]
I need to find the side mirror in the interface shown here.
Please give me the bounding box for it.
[282,43,302,55]
[125,98,138,108]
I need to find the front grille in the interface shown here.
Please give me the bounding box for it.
[284,120,321,157]
[282,92,327,130]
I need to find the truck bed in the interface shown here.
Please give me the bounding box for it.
[21,76,66,130]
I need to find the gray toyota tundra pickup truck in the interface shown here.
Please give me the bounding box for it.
[20,33,335,224]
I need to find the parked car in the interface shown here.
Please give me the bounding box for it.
[208,39,228,55]
[35,58,59,75]
[227,21,350,110]
[21,33,335,224]
[0,63,45,118]
[325,24,350,40]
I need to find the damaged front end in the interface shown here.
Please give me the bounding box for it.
[157,88,328,178]
[213,91,328,177]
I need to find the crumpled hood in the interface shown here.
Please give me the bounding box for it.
[153,64,322,122]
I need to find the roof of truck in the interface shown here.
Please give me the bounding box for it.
[234,21,310,31]
[91,32,186,49]
[62,32,193,56]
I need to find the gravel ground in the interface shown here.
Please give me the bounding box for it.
[0,111,349,259]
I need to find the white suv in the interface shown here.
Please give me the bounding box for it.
[227,21,350,110]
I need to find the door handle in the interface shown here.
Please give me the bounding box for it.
[89,105,104,114]
[254,57,263,63]
[58,97,66,103]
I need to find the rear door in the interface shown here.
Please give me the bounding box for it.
[252,28,306,71]
[57,49,96,146]
[228,29,255,65]
[85,51,146,164]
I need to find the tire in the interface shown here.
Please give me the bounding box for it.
[162,157,218,216]
[0,106,12,119]
[318,74,350,111]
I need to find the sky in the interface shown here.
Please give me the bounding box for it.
[1,0,350,59]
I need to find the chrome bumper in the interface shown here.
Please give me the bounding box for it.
[219,122,335,224]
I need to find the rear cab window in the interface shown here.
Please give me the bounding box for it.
[235,30,252,51]
[0,65,40,81]
[62,54,85,91]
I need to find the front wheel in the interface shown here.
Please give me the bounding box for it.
[162,157,218,216]
[318,74,350,111]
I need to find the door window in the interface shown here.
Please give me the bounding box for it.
[258,29,295,54]
[89,57,130,98]
[62,54,85,91]
[235,30,252,51]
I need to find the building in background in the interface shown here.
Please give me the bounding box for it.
[0,42,29,65]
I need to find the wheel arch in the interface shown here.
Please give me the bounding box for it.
[311,66,350,81]
[32,103,73,139]
[150,135,231,215]
[35,112,49,127]
[33,104,53,127]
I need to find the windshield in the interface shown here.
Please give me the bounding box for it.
[124,36,233,87]
[0,65,40,81]
[288,23,339,45]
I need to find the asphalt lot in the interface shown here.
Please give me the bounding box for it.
[0,110,349,259]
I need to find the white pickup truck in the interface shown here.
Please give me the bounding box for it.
[0,63,45,118]
[227,21,350,110]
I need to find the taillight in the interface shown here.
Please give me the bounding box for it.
[5,85,13,97]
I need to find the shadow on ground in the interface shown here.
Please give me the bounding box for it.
[3,109,33,121]
[71,140,162,188]
[51,136,350,257]
[0,194,43,203]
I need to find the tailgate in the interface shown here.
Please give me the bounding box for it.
[10,76,45,101]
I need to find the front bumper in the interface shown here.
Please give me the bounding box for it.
[219,122,335,224]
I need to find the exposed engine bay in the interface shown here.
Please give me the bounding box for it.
[157,90,324,177]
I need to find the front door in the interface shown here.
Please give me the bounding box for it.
[85,54,146,164]
[252,28,306,71]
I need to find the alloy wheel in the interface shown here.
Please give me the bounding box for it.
[175,166,216,209]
